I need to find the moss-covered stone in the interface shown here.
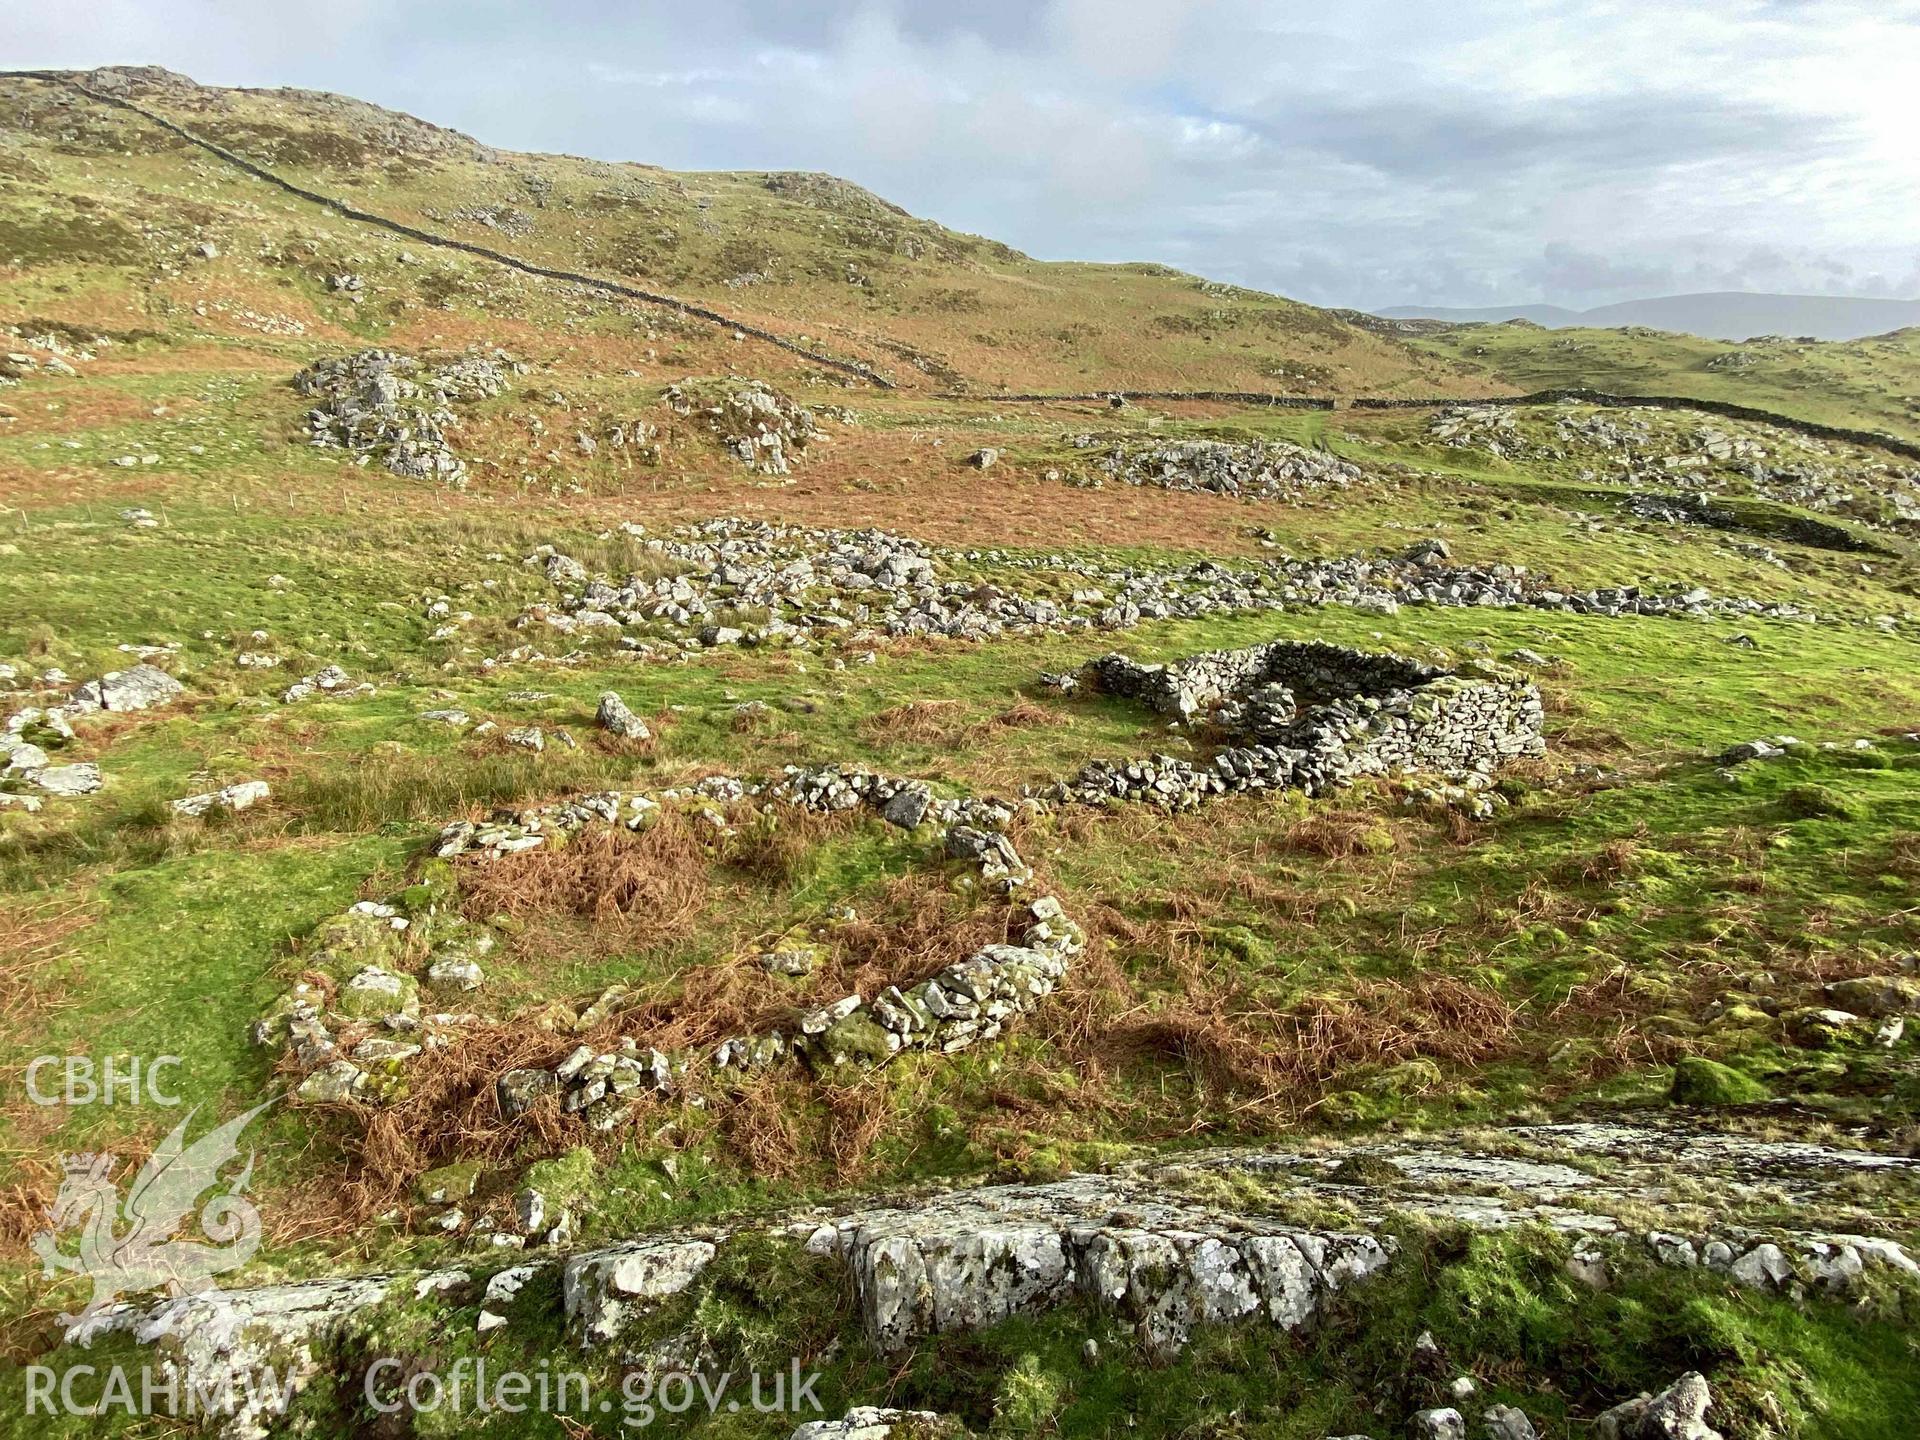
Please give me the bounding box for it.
[1782,783,1868,822]
[811,1011,897,1069]
[416,1159,483,1205]
[1668,1056,1770,1106]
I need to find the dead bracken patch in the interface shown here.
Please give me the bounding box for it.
[0,898,91,1040]
[458,808,711,948]
[1098,969,1523,1123]
[862,698,966,746]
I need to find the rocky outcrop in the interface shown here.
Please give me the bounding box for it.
[817,1171,1390,1356]
[665,378,823,476]
[59,1121,1918,1438]
[294,349,514,488]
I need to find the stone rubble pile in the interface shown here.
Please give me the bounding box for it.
[1,663,184,805]
[1046,641,1544,812]
[520,517,1834,661]
[62,1121,1916,1440]
[1431,402,1920,534]
[526,523,1067,648]
[1080,435,1367,501]
[665,378,822,476]
[294,348,516,488]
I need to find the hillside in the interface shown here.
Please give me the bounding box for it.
[1406,318,1920,441]
[0,66,1485,399]
[3,63,1920,1440]
[1381,292,1920,342]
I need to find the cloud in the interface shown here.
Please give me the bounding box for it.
[10,0,1919,307]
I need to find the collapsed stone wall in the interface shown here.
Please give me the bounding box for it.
[261,641,1537,1132]
[1060,641,1544,809]
[967,386,1920,463]
[261,763,1082,1136]
[520,518,1843,673]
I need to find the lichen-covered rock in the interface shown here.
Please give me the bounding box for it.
[1594,1372,1724,1440]
[22,762,102,796]
[497,1067,557,1118]
[70,662,183,713]
[63,1274,396,1440]
[332,966,420,1025]
[595,689,651,739]
[1824,974,1920,1017]
[171,779,270,818]
[562,1238,716,1343]
[791,1408,963,1440]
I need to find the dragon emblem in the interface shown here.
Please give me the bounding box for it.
[32,1100,271,1326]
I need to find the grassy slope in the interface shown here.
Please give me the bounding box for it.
[1410,319,1920,441]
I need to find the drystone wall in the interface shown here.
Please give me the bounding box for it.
[260,763,1081,1132]
[1056,640,1545,809]
[12,70,895,388]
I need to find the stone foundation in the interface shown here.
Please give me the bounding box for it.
[1058,640,1545,808]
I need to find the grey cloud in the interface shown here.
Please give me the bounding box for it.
[1270,91,1849,184]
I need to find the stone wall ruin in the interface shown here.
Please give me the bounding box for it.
[1057,639,1545,808]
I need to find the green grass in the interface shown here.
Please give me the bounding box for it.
[1410,321,1920,442]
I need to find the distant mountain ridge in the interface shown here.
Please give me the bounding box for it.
[1376,292,1920,343]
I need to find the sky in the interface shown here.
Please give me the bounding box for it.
[8,0,1920,310]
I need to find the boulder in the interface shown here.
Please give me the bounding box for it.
[1667,1056,1769,1106]
[171,779,270,818]
[28,762,102,796]
[497,1067,557,1118]
[71,663,183,713]
[1409,1409,1465,1440]
[1482,1405,1537,1440]
[595,690,651,740]
[1595,1373,1723,1440]
[1824,974,1920,1017]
